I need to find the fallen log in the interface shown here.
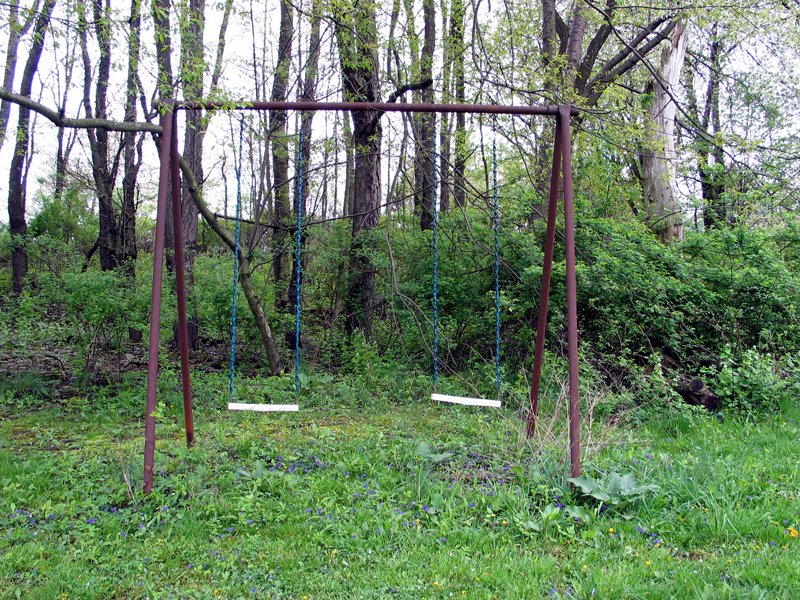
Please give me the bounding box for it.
[676,378,720,411]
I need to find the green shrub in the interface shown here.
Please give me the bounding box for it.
[705,345,790,415]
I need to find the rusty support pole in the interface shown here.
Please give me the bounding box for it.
[170,111,195,447]
[560,105,581,478]
[143,110,174,494]
[526,119,563,437]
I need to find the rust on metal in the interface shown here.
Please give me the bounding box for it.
[526,118,563,437]
[169,114,195,448]
[559,104,581,478]
[156,99,579,117]
[143,110,173,494]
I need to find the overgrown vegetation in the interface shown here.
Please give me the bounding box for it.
[1,372,799,598]
[2,0,800,595]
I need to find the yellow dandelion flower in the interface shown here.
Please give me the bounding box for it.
[501,519,508,525]
[434,581,439,587]
[608,528,615,534]
[789,527,799,538]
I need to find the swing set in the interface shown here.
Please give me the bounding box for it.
[143,100,581,494]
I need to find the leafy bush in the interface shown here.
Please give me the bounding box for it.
[705,345,791,415]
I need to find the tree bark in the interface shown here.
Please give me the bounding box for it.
[288,3,321,319]
[270,0,294,302]
[120,0,143,274]
[151,0,176,264]
[641,22,687,242]
[0,0,38,154]
[451,0,466,209]
[333,0,383,337]
[414,0,436,230]
[7,0,55,293]
[79,0,119,271]
[179,0,205,286]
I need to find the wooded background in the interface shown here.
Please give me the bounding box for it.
[2,0,800,412]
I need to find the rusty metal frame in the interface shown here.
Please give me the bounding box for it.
[143,100,581,493]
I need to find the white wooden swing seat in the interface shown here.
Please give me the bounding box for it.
[227,403,300,412]
[431,393,501,408]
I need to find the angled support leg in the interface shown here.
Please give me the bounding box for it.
[144,110,174,494]
[560,105,581,478]
[526,119,562,437]
[170,112,195,448]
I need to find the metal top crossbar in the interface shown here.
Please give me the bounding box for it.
[156,100,579,117]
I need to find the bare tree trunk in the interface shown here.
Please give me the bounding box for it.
[79,0,120,271]
[0,1,39,154]
[151,0,175,264]
[641,23,687,242]
[342,111,354,217]
[120,0,143,274]
[333,0,382,337]
[54,19,77,203]
[179,0,205,288]
[7,0,55,293]
[288,3,321,319]
[451,0,466,208]
[414,0,436,230]
[270,0,294,303]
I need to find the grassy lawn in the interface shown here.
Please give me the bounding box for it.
[1,374,799,599]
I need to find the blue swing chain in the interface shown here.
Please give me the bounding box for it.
[229,120,245,402]
[492,120,502,400]
[432,124,440,386]
[294,122,305,401]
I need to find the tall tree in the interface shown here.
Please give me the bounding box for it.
[120,0,144,273]
[333,0,383,336]
[641,22,688,241]
[288,2,322,318]
[7,0,56,293]
[449,0,466,208]
[270,0,294,301]
[179,0,205,283]
[414,0,436,230]
[685,26,727,229]
[79,0,120,271]
[0,0,39,154]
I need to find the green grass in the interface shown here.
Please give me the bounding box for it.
[1,373,799,599]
